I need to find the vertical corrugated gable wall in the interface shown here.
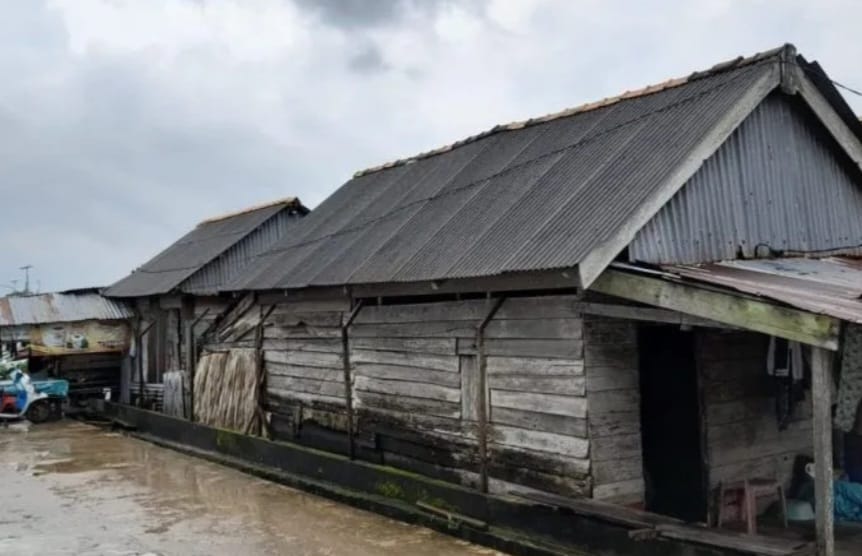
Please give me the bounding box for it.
[630,92,862,264]
[183,209,302,294]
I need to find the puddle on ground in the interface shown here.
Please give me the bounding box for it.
[0,421,505,556]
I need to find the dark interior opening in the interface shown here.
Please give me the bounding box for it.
[639,324,707,522]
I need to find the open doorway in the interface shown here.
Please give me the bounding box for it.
[639,325,707,522]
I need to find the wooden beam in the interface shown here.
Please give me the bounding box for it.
[811,346,834,556]
[573,301,735,329]
[590,269,840,349]
[794,65,862,176]
[576,64,781,288]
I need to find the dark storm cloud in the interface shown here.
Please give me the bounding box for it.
[348,43,387,73]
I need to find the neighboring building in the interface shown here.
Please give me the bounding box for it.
[104,197,308,408]
[0,288,134,403]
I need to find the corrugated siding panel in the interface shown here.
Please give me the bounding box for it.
[630,93,862,264]
[106,201,304,297]
[232,59,779,291]
[0,293,134,326]
[182,210,304,294]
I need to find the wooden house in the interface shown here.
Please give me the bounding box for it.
[104,197,308,408]
[144,45,862,555]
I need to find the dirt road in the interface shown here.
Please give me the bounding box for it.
[0,420,503,556]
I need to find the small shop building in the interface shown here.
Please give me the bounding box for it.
[0,288,134,405]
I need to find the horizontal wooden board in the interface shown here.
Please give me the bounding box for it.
[591,433,642,462]
[489,375,585,396]
[588,411,641,438]
[584,344,638,369]
[261,338,343,353]
[592,479,645,503]
[483,338,582,359]
[349,348,458,373]
[268,387,345,407]
[583,319,637,345]
[489,407,586,437]
[268,311,343,327]
[270,299,351,313]
[264,350,343,369]
[354,299,488,324]
[588,389,639,415]
[488,443,591,477]
[490,424,589,458]
[354,376,461,403]
[495,296,581,320]
[486,356,583,377]
[707,396,812,426]
[349,337,457,356]
[355,391,462,419]
[264,324,341,340]
[592,457,644,485]
[483,318,582,340]
[268,375,345,397]
[266,361,344,382]
[349,321,477,339]
[490,390,586,418]
[586,367,639,392]
[353,363,461,387]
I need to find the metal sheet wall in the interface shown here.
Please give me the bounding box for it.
[183,210,302,294]
[630,93,862,264]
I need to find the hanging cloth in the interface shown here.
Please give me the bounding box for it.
[767,337,805,430]
[836,324,862,433]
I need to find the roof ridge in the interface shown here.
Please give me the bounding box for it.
[198,196,302,225]
[353,44,791,178]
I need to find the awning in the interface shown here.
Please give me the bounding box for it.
[660,257,862,325]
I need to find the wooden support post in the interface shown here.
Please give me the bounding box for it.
[341,300,364,460]
[476,296,506,493]
[812,346,834,556]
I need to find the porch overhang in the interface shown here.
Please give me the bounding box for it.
[590,263,842,350]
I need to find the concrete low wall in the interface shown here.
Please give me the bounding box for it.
[100,402,747,556]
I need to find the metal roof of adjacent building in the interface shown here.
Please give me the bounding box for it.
[231,45,862,292]
[0,292,134,327]
[105,197,308,298]
[657,257,862,324]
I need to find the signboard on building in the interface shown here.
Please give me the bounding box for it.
[29,320,131,355]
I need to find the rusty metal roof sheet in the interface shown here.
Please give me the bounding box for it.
[0,292,134,327]
[661,257,862,324]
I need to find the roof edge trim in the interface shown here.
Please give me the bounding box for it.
[353,45,790,178]
[576,62,783,288]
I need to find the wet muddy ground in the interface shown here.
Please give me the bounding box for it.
[0,420,505,556]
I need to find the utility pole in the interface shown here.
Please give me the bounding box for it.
[19,265,32,295]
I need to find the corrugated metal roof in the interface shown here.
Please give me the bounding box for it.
[0,292,134,327]
[660,257,862,324]
[234,48,801,292]
[105,198,308,297]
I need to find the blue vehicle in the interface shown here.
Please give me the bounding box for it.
[0,369,67,423]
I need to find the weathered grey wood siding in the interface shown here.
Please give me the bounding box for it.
[262,299,350,438]
[584,317,644,505]
[484,296,589,497]
[698,330,812,490]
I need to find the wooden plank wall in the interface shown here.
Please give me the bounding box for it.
[262,300,349,439]
[484,296,589,497]
[584,317,644,505]
[349,298,485,487]
[698,330,813,490]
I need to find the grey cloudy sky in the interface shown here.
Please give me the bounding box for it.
[1,0,860,292]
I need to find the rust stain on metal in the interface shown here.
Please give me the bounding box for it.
[663,256,862,324]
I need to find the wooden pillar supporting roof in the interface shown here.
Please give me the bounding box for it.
[812,347,835,556]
